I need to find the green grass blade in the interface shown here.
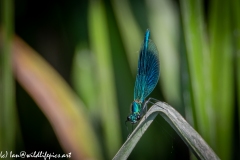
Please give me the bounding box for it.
[0,0,16,153]
[180,0,213,145]
[147,0,181,106]
[111,0,142,73]
[208,1,233,159]
[113,101,219,160]
[88,0,122,158]
[71,47,98,116]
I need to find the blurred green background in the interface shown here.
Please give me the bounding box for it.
[0,0,239,159]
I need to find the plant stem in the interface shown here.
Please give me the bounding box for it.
[0,0,16,153]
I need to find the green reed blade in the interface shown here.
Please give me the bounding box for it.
[147,0,181,106]
[88,0,122,158]
[208,0,234,159]
[111,0,142,74]
[180,0,213,145]
[0,0,16,153]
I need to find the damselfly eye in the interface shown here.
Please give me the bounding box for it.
[127,116,130,121]
[137,115,141,120]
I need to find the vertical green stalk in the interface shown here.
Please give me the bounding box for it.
[0,0,16,153]
[147,0,181,106]
[209,0,233,159]
[111,0,142,74]
[88,0,121,158]
[72,47,98,116]
[180,0,212,145]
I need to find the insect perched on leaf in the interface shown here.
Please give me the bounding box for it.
[126,29,160,124]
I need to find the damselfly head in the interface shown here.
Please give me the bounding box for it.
[127,112,142,124]
[126,114,139,124]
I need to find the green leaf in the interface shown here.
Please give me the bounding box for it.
[88,0,122,158]
[147,0,181,106]
[72,47,98,116]
[209,0,234,159]
[111,0,142,73]
[180,0,213,146]
[0,0,17,153]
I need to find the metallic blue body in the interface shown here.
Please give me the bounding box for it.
[127,29,160,124]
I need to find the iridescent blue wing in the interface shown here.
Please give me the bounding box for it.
[134,30,160,102]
